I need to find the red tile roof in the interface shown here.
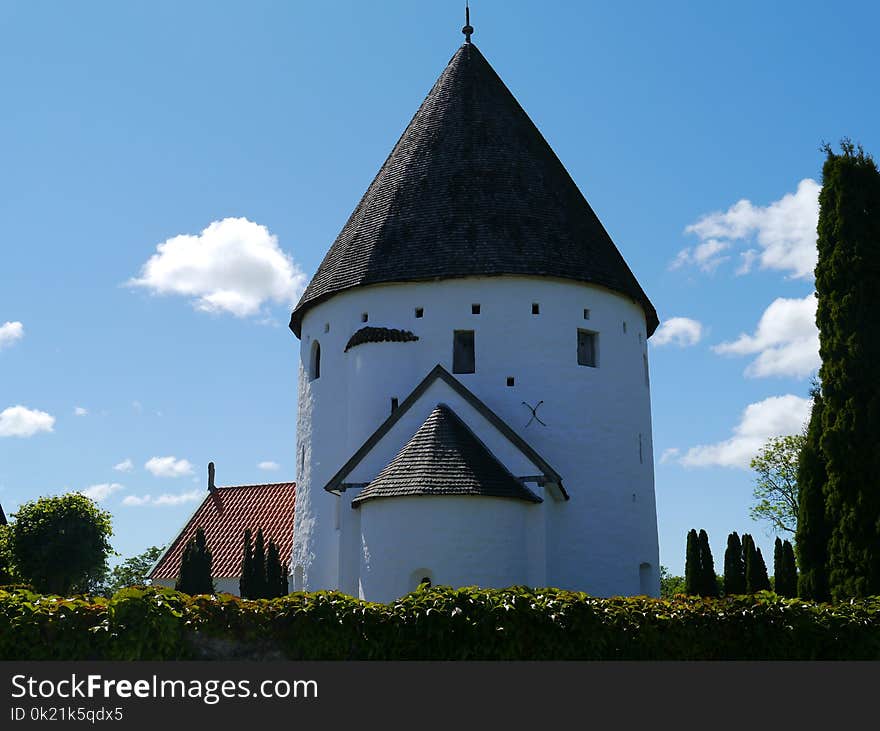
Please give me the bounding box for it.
[148,482,296,580]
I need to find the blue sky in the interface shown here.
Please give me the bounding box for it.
[1,1,878,578]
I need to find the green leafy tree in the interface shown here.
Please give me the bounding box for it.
[102,546,163,596]
[8,493,113,594]
[814,142,880,599]
[796,384,830,600]
[659,566,686,598]
[698,529,719,597]
[749,434,803,535]
[175,527,213,595]
[239,528,254,598]
[723,532,746,595]
[0,525,19,585]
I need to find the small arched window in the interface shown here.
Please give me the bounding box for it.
[309,340,321,381]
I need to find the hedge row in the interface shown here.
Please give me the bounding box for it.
[2,585,879,660]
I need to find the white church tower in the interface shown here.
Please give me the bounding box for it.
[289,21,661,602]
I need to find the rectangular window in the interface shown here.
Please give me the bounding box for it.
[361,312,369,323]
[453,330,476,374]
[506,376,515,387]
[391,397,399,413]
[577,329,597,367]
[584,308,591,320]
[415,307,424,318]
[532,303,540,315]
[471,303,481,315]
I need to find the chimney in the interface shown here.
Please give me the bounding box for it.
[208,462,216,493]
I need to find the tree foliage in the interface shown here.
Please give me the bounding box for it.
[240,528,289,599]
[239,528,254,599]
[7,493,113,594]
[723,532,746,595]
[175,527,213,595]
[684,529,717,597]
[659,566,686,598]
[102,546,163,597]
[814,141,880,599]
[749,434,803,535]
[266,540,289,599]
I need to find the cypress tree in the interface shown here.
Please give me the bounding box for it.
[239,528,253,599]
[698,529,718,596]
[814,142,880,599]
[265,540,288,599]
[742,533,756,593]
[781,540,798,598]
[175,527,213,595]
[252,528,267,599]
[773,537,784,594]
[685,529,700,595]
[796,385,830,600]
[724,532,746,595]
[753,547,771,592]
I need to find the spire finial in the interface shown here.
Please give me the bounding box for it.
[462,2,473,44]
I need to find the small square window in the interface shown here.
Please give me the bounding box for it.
[577,329,598,367]
[391,397,399,413]
[532,303,540,315]
[415,307,424,318]
[584,308,591,320]
[471,303,481,315]
[361,312,368,323]
[506,377,515,387]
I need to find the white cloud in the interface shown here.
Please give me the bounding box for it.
[113,458,134,473]
[132,401,143,413]
[0,405,55,437]
[258,461,280,471]
[652,317,704,348]
[679,394,812,469]
[713,294,819,378]
[145,456,194,478]
[0,322,24,350]
[676,179,820,279]
[122,489,202,507]
[128,217,306,317]
[659,448,680,464]
[74,406,88,416]
[80,483,124,502]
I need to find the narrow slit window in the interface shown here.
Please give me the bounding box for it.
[623,321,627,333]
[453,330,476,374]
[390,397,399,413]
[361,312,369,323]
[324,322,330,333]
[577,329,597,367]
[643,354,650,386]
[471,303,481,315]
[584,308,591,320]
[309,340,322,380]
[506,376,515,387]
[532,303,540,315]
[415,307,424,318]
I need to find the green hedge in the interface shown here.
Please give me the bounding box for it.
[2,585,879,660]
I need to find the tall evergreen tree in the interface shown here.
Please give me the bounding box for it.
[685,529,700,595]
[239,528,254,599]
[814,142,880,599]
[698,529,718,596]
[774,537,784,594]
[742,533,756,593]
[175,527,213,595]
[265,540,288,599]
[724,532,746,595]
[753,547,771,592]
[781,540,798,598]
[796,385,830,601]
[252,528,267,599]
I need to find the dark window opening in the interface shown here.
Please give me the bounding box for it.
[324,322,330,333]
[532,303,540,315]
[644,354,650,386]
[506,377,515,387]
[309,340,322,380]
[577,329,597,367]
[623,321,628,333]
[584,308,591,320]
[361,312,369,323]
[391,397,399,413]
[415,307,424,318]
[453,330,475,374]
[471,303,481,315]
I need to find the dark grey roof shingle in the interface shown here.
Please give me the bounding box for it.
[290,42,658,337]
[351,403,541,507]
[344,326,419,352]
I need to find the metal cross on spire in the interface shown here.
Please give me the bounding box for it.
[462,2,474,43]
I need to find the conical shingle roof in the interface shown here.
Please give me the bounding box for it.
[290,42,657,337]
[351,404,541,506]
